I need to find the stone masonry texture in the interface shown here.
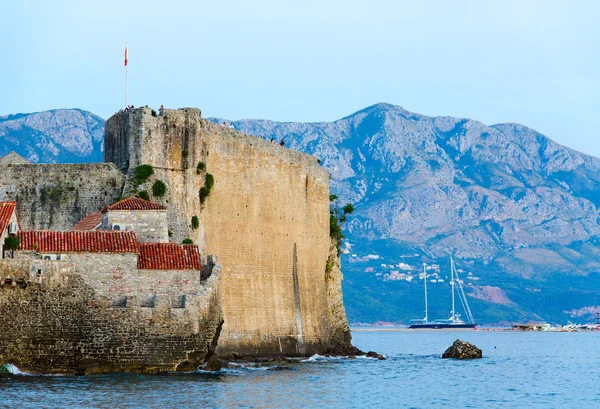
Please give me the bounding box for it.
[0,106,353,367]
[104,107,352,356]
[0,252,222,374]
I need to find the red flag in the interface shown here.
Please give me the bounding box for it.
[124,45,128,67]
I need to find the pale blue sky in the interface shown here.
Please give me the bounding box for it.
[2,1,599,155]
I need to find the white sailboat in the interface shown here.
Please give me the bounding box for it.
[409,257,476,329]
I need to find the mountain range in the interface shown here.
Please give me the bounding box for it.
[4,104,600,325]
[0,109,103,163]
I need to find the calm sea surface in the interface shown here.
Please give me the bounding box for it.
[2,330,599,408]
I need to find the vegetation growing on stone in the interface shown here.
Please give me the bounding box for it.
[204,174,215,190]
[182,150,188,159]
[138,190,150,201]
[330,198,355,254]
[133,164,154,187]
[199,187,211,204]
[191,216,199,230]
[199,173,215,204]
[182,238,194,244]
[152,180,167,198]
[151,109,157,117]
[42,181,76,205]
[196,161,206,174]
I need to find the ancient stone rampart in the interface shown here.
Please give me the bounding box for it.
[0,163,124,230]
[0,253,222,374]
[104,108,352,356]
[0,106,353,363]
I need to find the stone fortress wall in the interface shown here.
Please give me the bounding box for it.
[0,106,353,358]
[0,252,221,374]
[0,163,124,230]
[104,107,351,356]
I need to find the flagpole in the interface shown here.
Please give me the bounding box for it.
[125,42,128,107]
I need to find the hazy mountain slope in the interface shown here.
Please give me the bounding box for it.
[0,109,104,163]
[213,103,600,324]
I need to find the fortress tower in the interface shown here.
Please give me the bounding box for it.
[104,107,353,356]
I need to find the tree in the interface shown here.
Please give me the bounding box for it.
[4,235,19,258]
[329,198,355,254]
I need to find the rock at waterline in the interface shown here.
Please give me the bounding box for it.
[442,339,482,359]
[366,351,386,360]
[0,364,14,378]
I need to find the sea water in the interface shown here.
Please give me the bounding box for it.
[2,330,599,408]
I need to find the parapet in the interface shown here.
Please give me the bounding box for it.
[103,106,327,181]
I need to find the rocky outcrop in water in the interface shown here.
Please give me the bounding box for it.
[442,339,482,359]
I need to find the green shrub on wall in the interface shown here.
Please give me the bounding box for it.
[133,165,154,187]
[191,216,199,230]
[138,190,150,201]
[196,162,206,174]
[152,180,167,198]
[199,186,211,204]
[330,198,355,254]
[205,173,214,190]
[198,173,215,204]
[182,238,194,244]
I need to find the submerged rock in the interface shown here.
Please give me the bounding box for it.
[442,339,482,359]
[202,354,223,372]
[0,364,14,378]
[366,351,386,360]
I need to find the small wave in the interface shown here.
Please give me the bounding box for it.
[301,354,355,363]
[2,364,27,376]
[225,363,271,371]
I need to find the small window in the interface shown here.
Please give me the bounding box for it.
[139,295,156,308]
[111,296,127,308]
[171,295,186,309]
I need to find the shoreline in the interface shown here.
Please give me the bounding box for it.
[350,326,600,333]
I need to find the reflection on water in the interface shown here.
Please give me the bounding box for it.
[3,331,600,408]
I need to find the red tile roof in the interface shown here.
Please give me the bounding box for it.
[102,196,167,213]
[0,202,17,235]
[72,212,103,231]
[19,230,139,253]
[138,243,202,270]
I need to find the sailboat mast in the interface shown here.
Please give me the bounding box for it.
[423,263,428,322]
[450,257,456,323]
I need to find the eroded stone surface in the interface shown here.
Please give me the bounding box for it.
[442,339,482,359]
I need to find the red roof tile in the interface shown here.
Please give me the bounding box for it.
[19,230,139,253]
[0,202,17,235]
[72,212,103,231]
[102,197,167,213]
[138,243,202,270]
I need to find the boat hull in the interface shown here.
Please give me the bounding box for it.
[408,323,476,329]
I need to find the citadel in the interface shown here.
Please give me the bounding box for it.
[0,107,353,374]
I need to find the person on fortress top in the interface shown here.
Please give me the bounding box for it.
[222,121,227,127]
[280,139,285,147]
[159,105,164,116]
[229,122,235,130]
